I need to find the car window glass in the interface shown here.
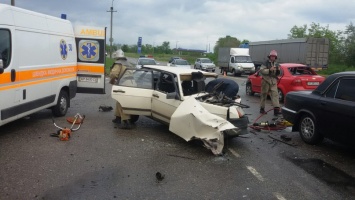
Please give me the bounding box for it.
[118,69,153,89]
[324,80,339,98]
[0,29,11,69]
[334,79,355,102]
[288,67,315,75]
[157,73,177,93]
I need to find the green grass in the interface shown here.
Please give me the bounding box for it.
[317,64,355,76]
[105,57,115,75]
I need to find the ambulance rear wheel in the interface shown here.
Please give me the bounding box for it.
[52,90,69,117]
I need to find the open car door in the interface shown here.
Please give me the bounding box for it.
[111,69,154,116]
[74,26,106,94]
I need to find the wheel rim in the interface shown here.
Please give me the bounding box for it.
[59,96,67,113]
[246,85,251,95]
[278,89,283,101]
[300,117,315,139]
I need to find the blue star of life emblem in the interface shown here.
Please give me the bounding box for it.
[81,42,97,59]
[60,39,68,60]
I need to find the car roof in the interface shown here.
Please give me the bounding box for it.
[174,58,187,61]
[279,63,307,67]
[141,65,218,76]
[313,71,355,94]
[138,57,155,60]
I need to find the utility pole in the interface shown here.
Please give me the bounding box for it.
[11,0,15,6]
[107,0,117,58]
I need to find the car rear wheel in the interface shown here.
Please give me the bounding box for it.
[298,114,323,144]
[278,89,284,102]
[246,83,254,96]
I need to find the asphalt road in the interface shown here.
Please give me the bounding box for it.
[0,68,355,199]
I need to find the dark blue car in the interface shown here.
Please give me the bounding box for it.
[282,71,355,145]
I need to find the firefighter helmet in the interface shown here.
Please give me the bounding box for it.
[268,50,278,59]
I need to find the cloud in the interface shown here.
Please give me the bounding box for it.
[6,0,355,51]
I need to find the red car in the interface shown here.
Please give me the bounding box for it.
[246,63,325,102]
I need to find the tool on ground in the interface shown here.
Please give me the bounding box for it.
[50,113,85,141]
[249,108,292,131]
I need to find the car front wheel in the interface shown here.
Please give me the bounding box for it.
[298,114,323,144]
[52,90,69,117]
[246,83,254,96]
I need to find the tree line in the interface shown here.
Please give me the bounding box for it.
[107,22,355,67]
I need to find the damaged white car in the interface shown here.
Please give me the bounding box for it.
[111,65,249,154]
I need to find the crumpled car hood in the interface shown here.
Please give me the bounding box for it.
[169,97,239,155]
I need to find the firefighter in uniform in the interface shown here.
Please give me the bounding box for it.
[109,50,134,129]
[259,50,282,116]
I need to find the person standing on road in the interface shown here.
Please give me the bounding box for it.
[259,50,282,116]
[109,50,134,129]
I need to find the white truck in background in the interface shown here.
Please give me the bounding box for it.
[218,47,255,76]
[0,4,106,126]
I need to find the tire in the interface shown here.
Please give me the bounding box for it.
[194,65,197,69]
[278,89,284,102]
[233,69,241,77]
[246,83,254,96]
[52,90,69,117]
[130,115,139,123]
[298,114,323,144]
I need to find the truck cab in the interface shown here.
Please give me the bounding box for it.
[218,48,255,76]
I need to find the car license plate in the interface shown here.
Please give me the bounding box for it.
[307,82,319,86]
[79,77,98,83]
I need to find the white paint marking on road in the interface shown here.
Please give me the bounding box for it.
[274,192,287,200]
[228,148,241,158]
[246,166,264,182]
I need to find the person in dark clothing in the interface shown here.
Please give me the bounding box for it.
[205,78,239,99]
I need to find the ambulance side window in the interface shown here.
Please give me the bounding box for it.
[0,29,11,70]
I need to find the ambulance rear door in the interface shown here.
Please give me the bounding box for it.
[74,26,106,94]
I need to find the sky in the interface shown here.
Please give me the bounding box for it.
[2,0,355,52]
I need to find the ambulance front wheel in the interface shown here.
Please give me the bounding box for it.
[52,90,69,117]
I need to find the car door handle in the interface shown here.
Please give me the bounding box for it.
[113,89,125,93]
[152,94,159,98]
[320,101,327,106]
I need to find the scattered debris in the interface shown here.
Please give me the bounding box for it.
[268,135,297,147]
[166,154,195,160]
[155,172,165,182]
[280,134,292,141]
[99,105,113,112]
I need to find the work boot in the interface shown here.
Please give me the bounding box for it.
[260,108,266,114]
[119,120,132,129]
[274,107,282,116]
[112,116,121,124]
